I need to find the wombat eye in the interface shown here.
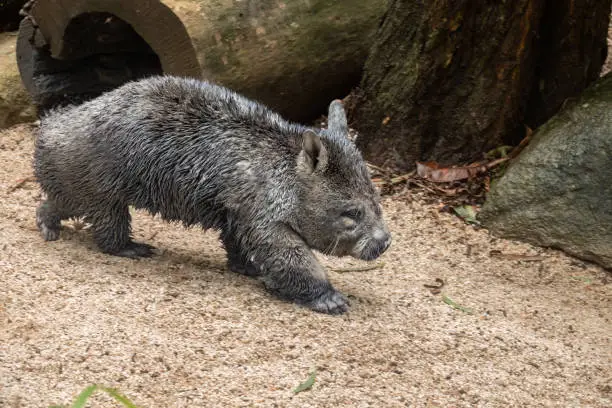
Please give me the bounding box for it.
[341,208,362,221]
[340,216,357,230]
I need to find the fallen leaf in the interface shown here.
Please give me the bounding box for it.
[416,161,482,183]
[442,295,473,314]
[416,158,509,183]
[424,278,445,294]
[293,369,316,394]
[453,205,480,225]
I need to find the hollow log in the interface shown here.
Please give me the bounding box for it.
[16,0,385,121]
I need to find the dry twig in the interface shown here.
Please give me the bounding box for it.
[6,176,36,193]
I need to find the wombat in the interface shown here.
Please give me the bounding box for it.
[34,75,391,314]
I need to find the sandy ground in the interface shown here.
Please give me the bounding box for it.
[0,124,610,408]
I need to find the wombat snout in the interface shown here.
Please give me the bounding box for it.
[352,227,392,261]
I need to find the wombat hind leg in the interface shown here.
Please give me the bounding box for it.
[36,199,70,241]
[227,254,260,276]
[91,205,156,259]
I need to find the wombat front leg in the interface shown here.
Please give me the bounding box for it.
[36,199,70,241]
[248,230,349,314]
[221,231,260,276]
[89,203,155,259]
[261,249,349,314]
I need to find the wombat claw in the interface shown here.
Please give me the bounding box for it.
[109,242,156,259]
[303,289,350,315]
[38,223,60,241]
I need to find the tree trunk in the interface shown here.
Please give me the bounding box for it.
[352,0,611,171]
[525,0,611,127]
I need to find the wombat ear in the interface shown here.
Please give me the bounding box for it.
[298,130,328,173]
[328,99,348,135]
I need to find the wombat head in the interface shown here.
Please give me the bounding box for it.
[294,100,391,261]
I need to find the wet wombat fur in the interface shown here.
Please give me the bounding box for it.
[34,75,391,314]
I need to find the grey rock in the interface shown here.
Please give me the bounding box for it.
[34,75,391,314]
[479,73,612,269]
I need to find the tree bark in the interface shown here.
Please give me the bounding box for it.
[525,0,611,127]
[352,0,611,171]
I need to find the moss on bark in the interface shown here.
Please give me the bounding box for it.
[351,0,611,171]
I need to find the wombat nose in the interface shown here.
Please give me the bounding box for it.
[355,230,391,261]
[373,229,387,241]
[380,234,391,253]
[373,229,392,253]
[383,234,392,250]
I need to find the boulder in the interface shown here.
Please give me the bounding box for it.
[479,73,612,269]
[0,32,36,129]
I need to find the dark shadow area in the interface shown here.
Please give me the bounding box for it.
[18,12,163,114]
[0,0,27,32]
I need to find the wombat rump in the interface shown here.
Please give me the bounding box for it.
[34,75,391,314]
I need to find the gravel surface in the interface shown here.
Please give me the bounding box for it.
[0,124,610,407]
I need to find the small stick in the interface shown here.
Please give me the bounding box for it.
[331,262,385,273]
[389,170,417,184]
[484,157,510,170]
[366,162,391,174]
[6,176,36,193]
[508,126,533,160]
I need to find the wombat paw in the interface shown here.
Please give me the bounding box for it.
[110,242,156,259]
[227,259,261,277]
[303,289,350,315]
[39,224,60,241]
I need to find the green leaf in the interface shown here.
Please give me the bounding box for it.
[571,276,593,284]
[63,384,139,408]
[442,295,473,314]
[100,387,139,408]
[485,145,513,159]
[293,369,316,394]
[452,205,480,225]
[71,385,98,408]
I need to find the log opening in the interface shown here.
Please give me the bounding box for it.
[16,0,200,113]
